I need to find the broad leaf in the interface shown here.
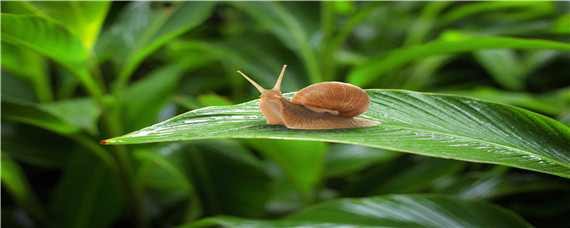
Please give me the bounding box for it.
[347,37,570,87]
[103,90,570,178]
[183,195,532,228]
[1,14,101,98]
[24,1,110,49]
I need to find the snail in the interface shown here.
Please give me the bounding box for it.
[237,65,380,129]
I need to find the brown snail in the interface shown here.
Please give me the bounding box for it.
[237,65,380,129]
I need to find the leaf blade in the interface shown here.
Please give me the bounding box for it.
[104,90,570,178]
[1,14,101,98]
[347,37,570,87]
[182,195,532,228]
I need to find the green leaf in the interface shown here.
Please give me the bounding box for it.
[1,152,50,226]
[230,2,322,83]
[184,139,271,217]
[347,37,570,87]
[2,97,101,135]
[2,123,71,167]
[440,1,553,25]
[342,156,465,196]
[96,2,216,88]
[551,14,570,34]
[183,195,532,228]
[442,87,562,116]
[38,98,102,135]
[1,14,101,99]
[474,49,524,91]
[123,64,186,131]
[1,70,37,102]
[51,150,123,228]
[245,139,327,194]
[24,1,110,50]
[103,90,570,178]
[1,42,51,102]
[2,98,80,135]
[134,143,201,221]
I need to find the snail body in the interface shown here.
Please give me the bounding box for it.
[237,65,380,129]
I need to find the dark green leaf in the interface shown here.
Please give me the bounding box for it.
[184,139,271,217]
[342,156,464,196]
[123,64,186,131]
[96,2,215,81]
[348,37,570,87]
[1,152,50,226]
[245,139,327,194]
[1,42,51,102]
[230,2,321,83]
[474,49,524,90]
[2,98,80,134]
[184,195,532,228]
[51,150,123,228]
[1,123,71,167]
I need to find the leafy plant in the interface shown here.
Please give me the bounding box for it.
[2,2,569,228]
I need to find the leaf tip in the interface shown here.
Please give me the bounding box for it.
[99,139,108,145]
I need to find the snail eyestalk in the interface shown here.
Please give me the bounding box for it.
[237,70,266,93]
[273,65,287,91]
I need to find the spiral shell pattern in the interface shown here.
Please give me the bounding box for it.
[291,82,370,117]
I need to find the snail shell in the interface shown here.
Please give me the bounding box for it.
[237,65,380,129]
[291,82,370,117]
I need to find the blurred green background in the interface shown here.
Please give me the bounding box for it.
[2,1,569,228]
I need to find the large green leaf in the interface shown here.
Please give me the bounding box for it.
[0,14,101,98]
[24,1,110,50]
[103,90,570,178]
[347,37,570,87]
[183,195,532,228]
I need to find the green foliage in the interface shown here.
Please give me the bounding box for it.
[2,2,569,228]
[185,195,533,228]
